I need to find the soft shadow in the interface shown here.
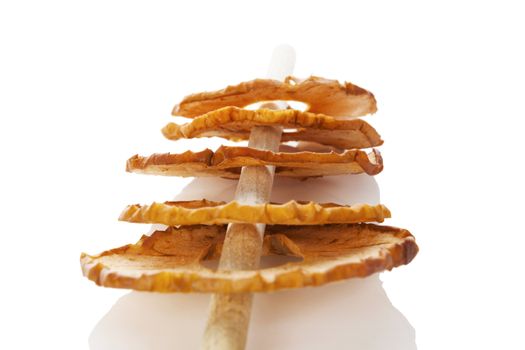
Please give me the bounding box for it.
[89,174,416,349]
[249,276,416,350]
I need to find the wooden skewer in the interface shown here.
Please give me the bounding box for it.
[201,45,295,350]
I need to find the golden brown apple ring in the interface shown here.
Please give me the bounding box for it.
[80,224,417,293]
[126,146,383,179]
[162,107,382,150]
[119,200,391,226]
[172,76,377,118]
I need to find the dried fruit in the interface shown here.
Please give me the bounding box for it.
[119,200,391,226]
[173,76,377,118]
[81,224,417,293]
[126,146,383,178]
[163,106,382,149]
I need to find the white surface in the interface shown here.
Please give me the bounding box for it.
[1,1,524,349]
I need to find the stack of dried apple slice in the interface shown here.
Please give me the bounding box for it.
[81,75,418,347]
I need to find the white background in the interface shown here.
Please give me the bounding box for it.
[1,1,524,349]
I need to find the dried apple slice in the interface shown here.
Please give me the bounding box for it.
[173,76,377,118]
[162,106,382,149]
[126,146,383,178]
[119,200,391,226]
[81,224,417,293]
